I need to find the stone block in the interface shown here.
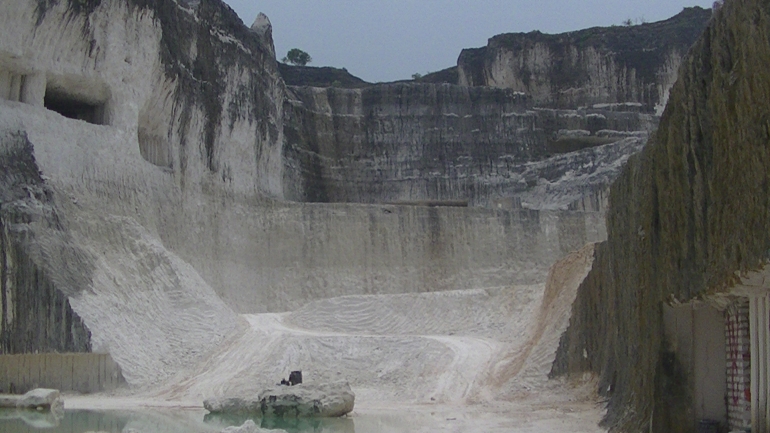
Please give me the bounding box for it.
[16,388,63,411]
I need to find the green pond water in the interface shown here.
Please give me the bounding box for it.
[0,408,428,433]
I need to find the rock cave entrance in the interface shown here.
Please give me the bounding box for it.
[43,90,106,125]
[43,75,110,125]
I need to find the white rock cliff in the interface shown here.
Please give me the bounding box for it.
[0,0,691,395]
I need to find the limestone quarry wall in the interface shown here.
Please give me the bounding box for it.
[283,83,656,208]
[0,86,606,314]
[0,0,281,385]
[0,353,125,394]
[0,95,607,383]
[167,202,607,313]
[551,0,770,431]
[458,7,712,113]
[0,0,615,388]
[0,0,285,200]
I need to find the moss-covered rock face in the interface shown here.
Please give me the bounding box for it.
[458,7,712,113]
[552,0,770,431]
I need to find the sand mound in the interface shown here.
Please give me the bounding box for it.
[149,244,596,409]
[66,214,240,388]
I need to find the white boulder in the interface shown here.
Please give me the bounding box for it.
[205,382,355,418]
[258,382,354,418]
[17,388,63,412]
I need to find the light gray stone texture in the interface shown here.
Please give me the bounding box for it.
[204,397,262,415]
[258,382,355,418]
[17,388,63,411]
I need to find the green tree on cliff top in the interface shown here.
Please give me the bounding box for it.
[282,48,312,66]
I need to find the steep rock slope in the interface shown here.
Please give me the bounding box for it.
[458,7,712,113]
[552,0,770,431]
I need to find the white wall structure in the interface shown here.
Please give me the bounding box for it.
[732,267,770,433]
[750,293,770,433]
[663,302,727,425]
[726,301,752,431]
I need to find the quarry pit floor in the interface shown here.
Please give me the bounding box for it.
[61,246,604,432]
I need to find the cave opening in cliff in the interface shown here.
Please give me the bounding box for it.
[44,89,106,125]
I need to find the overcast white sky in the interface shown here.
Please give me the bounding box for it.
[224,1,715,83]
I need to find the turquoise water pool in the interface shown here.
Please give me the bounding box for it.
[0,408,361,433]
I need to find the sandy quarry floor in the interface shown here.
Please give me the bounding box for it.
[61,245,605,433]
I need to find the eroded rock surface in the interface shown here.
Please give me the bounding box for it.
[0,130,91,354]
[283,83,655,208]
[458,7,712,113]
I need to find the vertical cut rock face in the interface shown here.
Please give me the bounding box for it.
[552,0,770,431]
[282,83,656,208]
[278,11,714,210]
[0,131,91,354]
[458,7,712,113]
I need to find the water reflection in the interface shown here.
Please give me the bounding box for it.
[0,409,128,433]
[0,408,369,433]
[204,413,354,433]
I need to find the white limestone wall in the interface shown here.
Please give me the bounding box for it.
[0,0,285,199]
[477,44,684,112]
[0,0,284,387]
[0,0,609,385]
[0,91,606,315]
